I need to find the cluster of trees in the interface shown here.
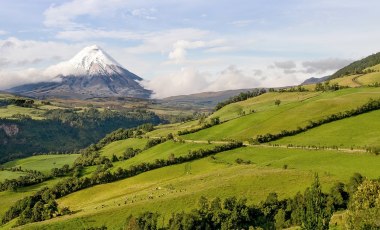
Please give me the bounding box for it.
[4,98,35,107]
[44,108,159,129]
[51,164,71,177]
[330,52,380,79]
[2,142,243,226]
[125,174,377,230]
[214,89,266,111]
[368,82,380,87]
[273,85,309,93]
[254,98,380,144]
[315,81,348,91]
[178,117,220,136]
[1,187,67,226]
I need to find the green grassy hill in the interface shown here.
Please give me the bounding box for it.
[100,138,148,158]
[2,154,79,174]
[20,146,380,229]
[272,109,380,149]
[184,88,380,141]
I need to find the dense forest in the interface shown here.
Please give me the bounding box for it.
[0,108,160,163]
[329,52,380,79]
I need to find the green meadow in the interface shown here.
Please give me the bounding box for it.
[0,170,27,182]
[3,154,79,174]
[100,138,148,158]
[111,140,221,171]
[272,109,380,148]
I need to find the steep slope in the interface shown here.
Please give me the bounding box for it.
[7,45,151,99]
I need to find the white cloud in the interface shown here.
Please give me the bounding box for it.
[143,65,260,98]
[142,67,210,98]
[43,0,127,29]
[0,37,84,69]
[0,30,7,35]
[0,68,61,90]
[168,40,206,63]
[206,65,259,91]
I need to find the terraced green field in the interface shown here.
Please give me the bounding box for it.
[2,154,79,174]
[184,88,380,141]
[0,170,27,182]
[21,146,380,230]
[100,138,148,158]
[145,120,202,138]
[111,140,221,171]
[272,109,380,148]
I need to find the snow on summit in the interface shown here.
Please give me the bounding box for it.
[45,45,124,77]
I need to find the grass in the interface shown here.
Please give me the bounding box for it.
[145,120,202,138]
[329,74,362,87]
[0,105,45,120]
[111,140,220,171]
[272,110,380,148]
[0,170,27,182]
[184,88,380,141]
[20,146,380,229]
[99,138,148,158]
[356,72,380,85]
[2,154,79,174]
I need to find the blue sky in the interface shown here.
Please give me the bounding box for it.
[1,0,380,97]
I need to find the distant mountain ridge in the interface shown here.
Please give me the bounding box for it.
[7,45,151,99]
[301,76,330,85]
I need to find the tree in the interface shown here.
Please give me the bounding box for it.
[275,99,281,106]
[345,180,380,229]
[301,174,332,230]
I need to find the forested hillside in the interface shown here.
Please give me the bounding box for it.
[329,51,380,79]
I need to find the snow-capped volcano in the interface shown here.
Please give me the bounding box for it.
[8,45,151,99]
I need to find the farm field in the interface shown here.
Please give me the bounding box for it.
[2,154,79,174]
[0,170,27,182]
[99,138,149,158]
[272,109,380,148]
[111,140,221,171]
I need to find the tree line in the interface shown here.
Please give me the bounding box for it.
[214,89,266,111]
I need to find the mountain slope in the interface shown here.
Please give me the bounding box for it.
[7,45,151,99]
[329,51,380,79]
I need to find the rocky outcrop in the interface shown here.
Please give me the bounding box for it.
[0,124,19,137]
